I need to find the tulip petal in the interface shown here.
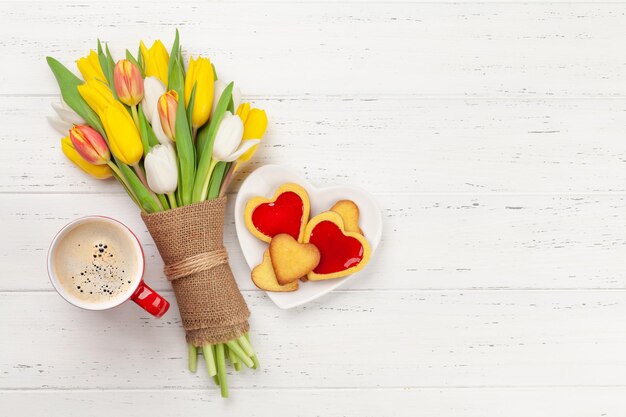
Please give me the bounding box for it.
[142,76,166,124]
[61,136,113,179]
[221,139,260,162]
[212,80,227,116]
[52,102,85,125]
[145,143,178,194]
[47,116,73,136]
[151,105,173,145]
[102,102,143,166]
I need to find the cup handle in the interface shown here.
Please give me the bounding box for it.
[131,280,170,318]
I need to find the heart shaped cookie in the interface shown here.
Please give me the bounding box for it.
[269,234,320,285]
[235,165,382,309]
[252,250,299,292]
[244,183,310,243]
[304,211,371,280]
[330,200,362,234]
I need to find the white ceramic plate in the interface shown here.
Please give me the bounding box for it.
[234,165,383,309]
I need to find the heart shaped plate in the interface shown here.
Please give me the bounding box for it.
[234,165,383,309]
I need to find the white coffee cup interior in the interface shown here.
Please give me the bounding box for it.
[47,216,144,311]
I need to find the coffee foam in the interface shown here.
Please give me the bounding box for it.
[52,219,140,305]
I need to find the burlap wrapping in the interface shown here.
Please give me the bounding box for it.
[141,197,250,346]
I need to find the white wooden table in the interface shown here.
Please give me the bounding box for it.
[2,1,626,416]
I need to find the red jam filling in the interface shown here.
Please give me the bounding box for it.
[309,220,364,274]
[251,191,304,240]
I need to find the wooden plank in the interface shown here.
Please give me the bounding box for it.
[2,290,626,389]
[4,96,626,194]
[2,3,626,97]
[3,193,626,291]
[2,388,626,417]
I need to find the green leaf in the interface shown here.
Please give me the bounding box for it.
[46,56,104,135]
[117,162,161,213]
[167,29,180,89]
[125,49,144,77]
[186,83,196,134]
[208,162,227,199]
[178,46,185,76]
[104,45,117,98]
[212,63,217,81]
[171,61,196,206]
[97,39,104,55]
[192,82,233,202]
[137,45,144,71]
[109,163,141,208]
[227,96,234,114]
[138,104,159,156]
[168,57,184,96]
[196,82,232,159]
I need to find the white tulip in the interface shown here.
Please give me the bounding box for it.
[48,101,85,135]
[142,76,166,124]
[145,144,178,198]
[151,104,173,145]
[212,112,260,162]
[139,77,171,145]
[212,79,242,116]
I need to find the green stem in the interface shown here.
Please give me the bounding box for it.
[226,340,254,368]
[167,192,178,209]
[131,105,140,129]
[250,354,260,370]
[226,344,243,371]
[107,160,133,193]
[237,335,255,357]
[245,333,260,369]
[198,159,218,201]
[215,344,228,398]
[106,161,137,202]
[132,163,149,189]
[132,163,164,211]
[157,194,170,211]
[226,344,239,370]
[218,162,238,198]
[202,343,217,377]
[188,343,197,373]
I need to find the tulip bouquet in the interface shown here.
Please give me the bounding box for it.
[47,31,267,397]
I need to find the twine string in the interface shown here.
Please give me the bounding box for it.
[164,249,229,281]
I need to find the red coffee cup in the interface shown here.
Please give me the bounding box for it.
[47,216,169,318]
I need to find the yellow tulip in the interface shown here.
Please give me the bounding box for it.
[76,50,107,84]
[237,102,250,124]
[237,105,268,164]
[77,79,117,119]
[140,40,169,87]
[101,101,143,166]
[61,136,112,179]
[184,56,214,128]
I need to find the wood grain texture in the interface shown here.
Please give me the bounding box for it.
[1,3,626,97]
[3,193,626,291]
[2,388,626,417]
[2,291,626,389]
[2,0,626,415]
[4,96,626,194]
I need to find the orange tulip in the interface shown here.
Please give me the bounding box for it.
[114,60,144,106]
[69,125,110,165]
[158,90,178,141]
